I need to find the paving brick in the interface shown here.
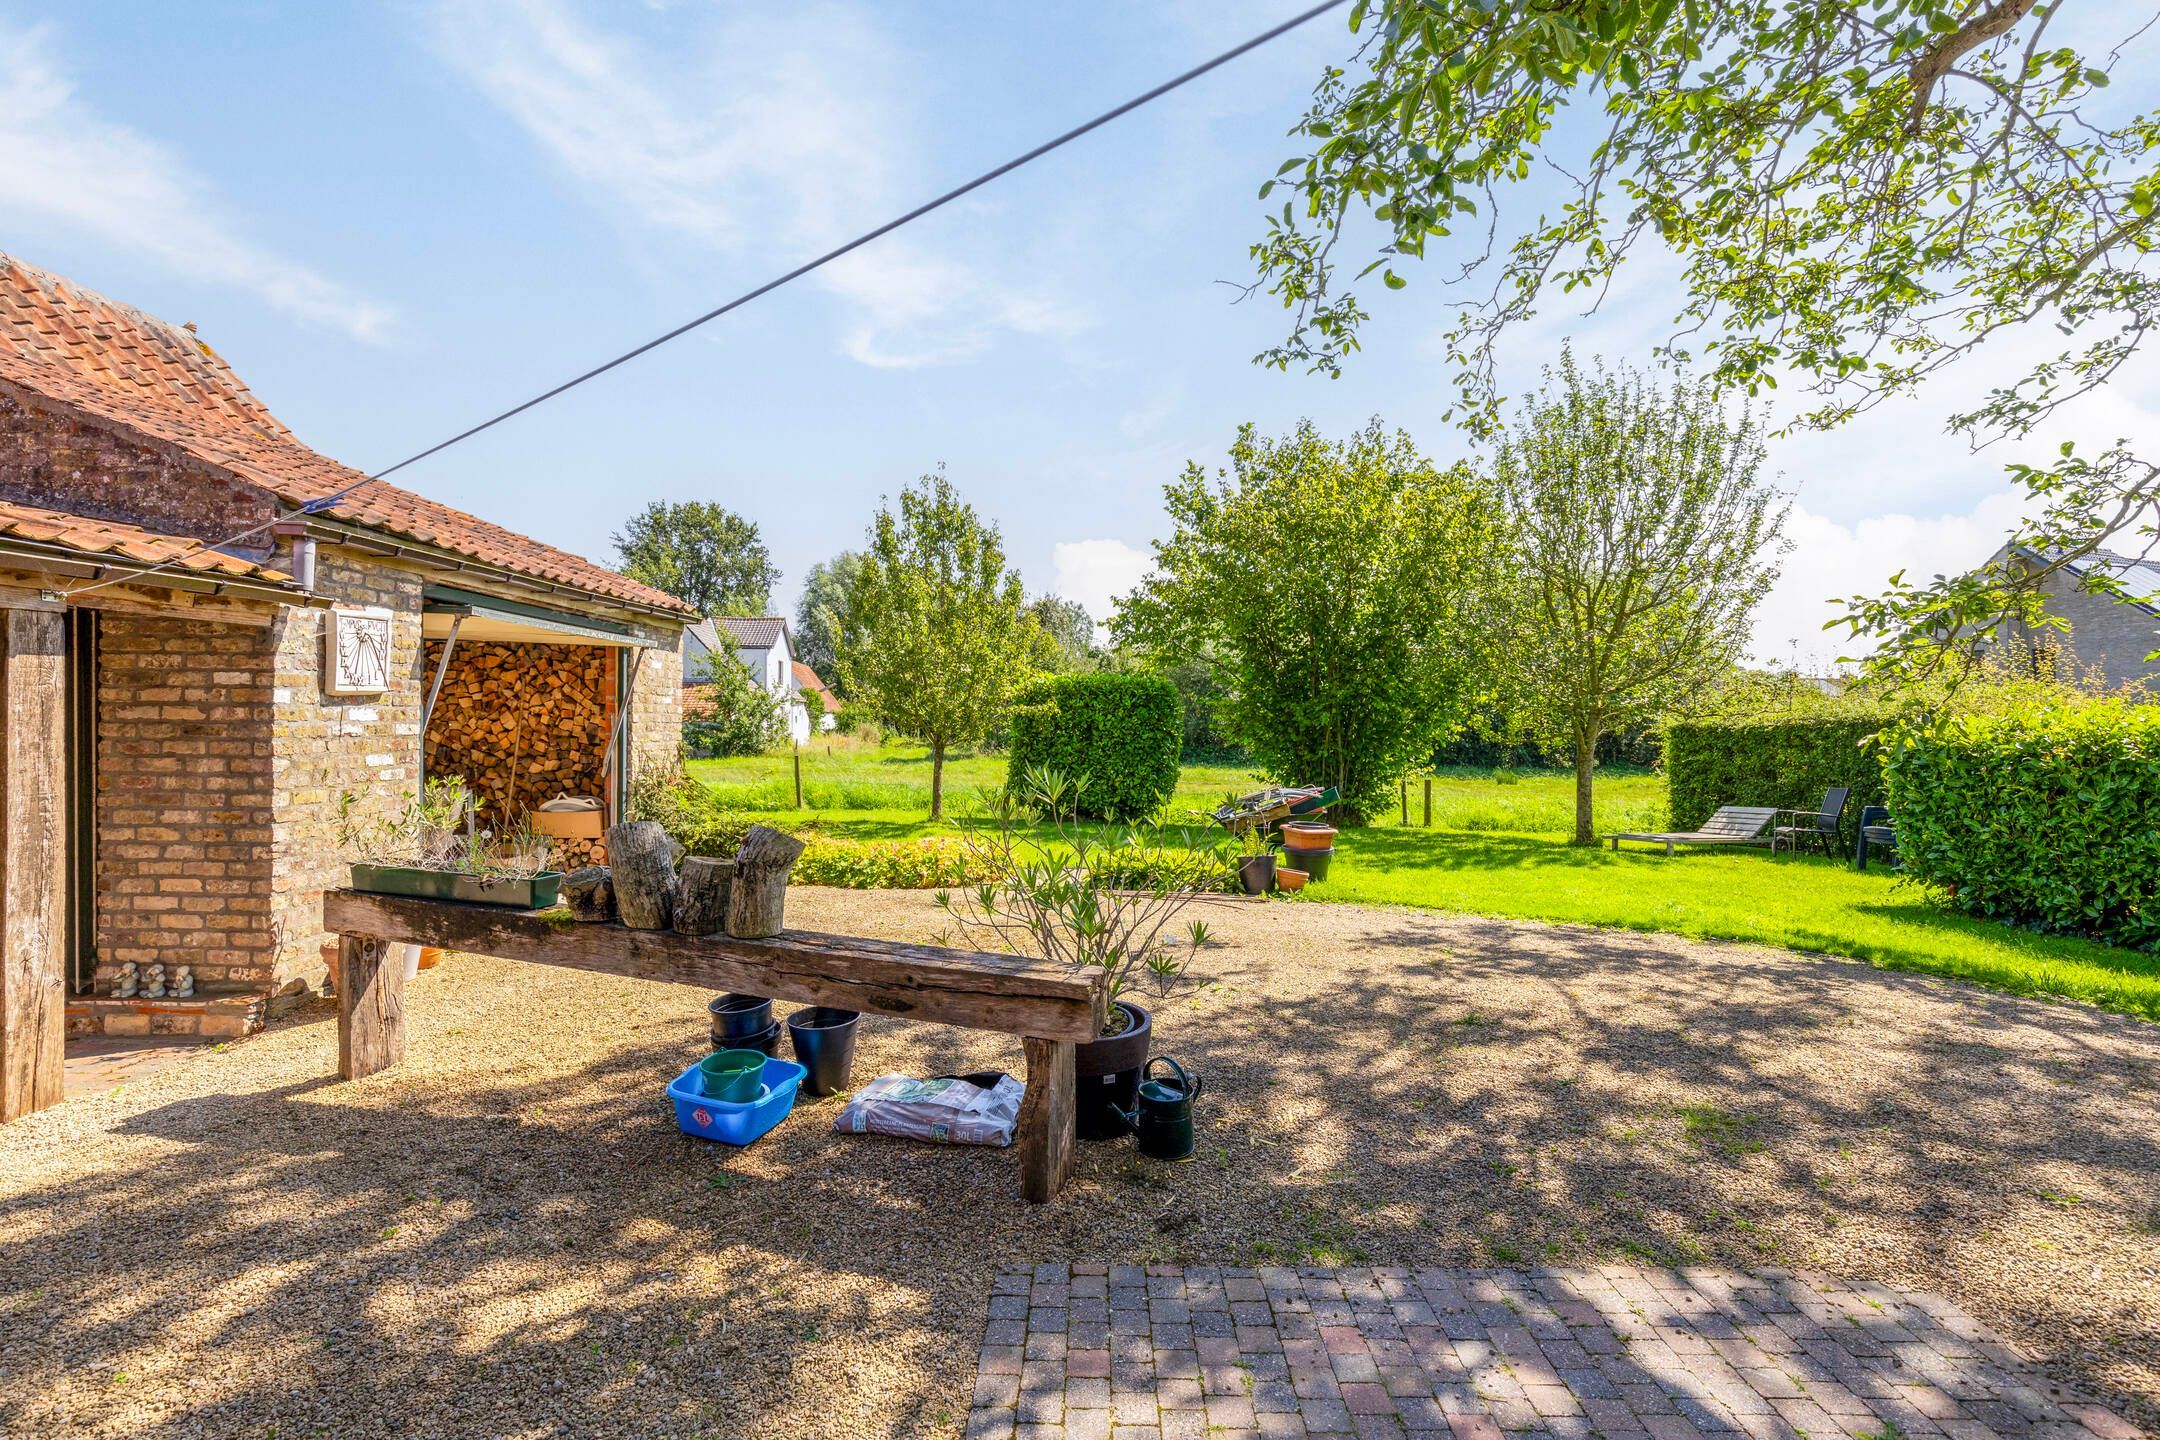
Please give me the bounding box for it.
[968,1267,2141,1440]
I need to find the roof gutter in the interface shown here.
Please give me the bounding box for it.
[0,537,322,608]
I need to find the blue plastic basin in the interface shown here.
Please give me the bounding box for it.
[667,1055,806,1145]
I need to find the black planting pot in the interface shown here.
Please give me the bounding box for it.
[1076,1000,1152,1142]
[1238,853,1276,896]
[787,1006,861,1097]
[708,993,773,1042]
[713,1017,783,1058]
[1294,846,1335,882]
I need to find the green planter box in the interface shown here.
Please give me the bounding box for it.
[349,864,563,909]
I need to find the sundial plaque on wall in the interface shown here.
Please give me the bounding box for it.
[324,605,393,695]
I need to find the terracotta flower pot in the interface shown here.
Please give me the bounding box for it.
[1275,866,1310,892]
[1280,823,1336,852]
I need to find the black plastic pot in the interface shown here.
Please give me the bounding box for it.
[708,994,773,1044]
[1076,1000,1152,1141]
[1294,846,1334,882]
[730,1019,783,1058]
[1238,853,1276,896]
[786,1006,862,1096]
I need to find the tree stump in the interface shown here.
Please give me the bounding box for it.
[560,866,614,922]
[726,825,805,938]
[673,857,735,936]
[607,822,678,930]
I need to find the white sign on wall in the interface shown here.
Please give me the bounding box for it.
[324,606,393,695]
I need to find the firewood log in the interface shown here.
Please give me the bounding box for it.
[607,822,678,930]
[560,866,614,922]
[673,857,734,936]
[726,825,805,938]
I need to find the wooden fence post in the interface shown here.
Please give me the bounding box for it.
[1423,777,1433,828]
[793,749,804,810]
[1400,779,1408,825]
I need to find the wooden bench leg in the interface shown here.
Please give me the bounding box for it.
[337,934,406,1080]
[1018,1036,1075,1204]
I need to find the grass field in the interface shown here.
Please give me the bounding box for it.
[685,739,2160,1021]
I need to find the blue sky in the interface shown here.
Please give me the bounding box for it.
[4,1,2153,669]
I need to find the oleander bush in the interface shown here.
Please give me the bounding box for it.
[1883,699,2160,950]
[1005,672,1181,821]
[1664,705,1892,843]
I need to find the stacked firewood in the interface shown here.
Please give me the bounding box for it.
[421,640,616,869]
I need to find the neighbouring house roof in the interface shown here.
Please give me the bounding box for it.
[2010,544,2160,616]
[692,615,790,651]
[0,253,694,618]
[790,661,838,703]
[0,497,298,585]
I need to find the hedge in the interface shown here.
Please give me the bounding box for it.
[1005,673,1181,821]
[1883,700,2160,950]
[1664,707,1892,842]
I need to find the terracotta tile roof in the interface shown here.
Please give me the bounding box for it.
[0,253,694,617]
[790,660,838,703]
[0,498,295,585]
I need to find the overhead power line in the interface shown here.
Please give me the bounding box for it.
[61,0,1350,599]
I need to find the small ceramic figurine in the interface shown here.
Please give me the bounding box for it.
[169,964,194,998]
[113,961,139,999]
[141,962,166,1000]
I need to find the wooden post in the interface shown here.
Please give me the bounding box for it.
[1423,777,1433,828]
[1399,779,1408,825]
[1018,1036,1076,1204]
[793,749,804,810]
[336,933,405,1079]
[0,607,66,1123]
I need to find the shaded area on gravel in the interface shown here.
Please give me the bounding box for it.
[1,890,2156,1439]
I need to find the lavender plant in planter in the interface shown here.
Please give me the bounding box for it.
[337,777,563,909]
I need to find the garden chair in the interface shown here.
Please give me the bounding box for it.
[1608,805,1778,855]
[1771,787,1850,858]
[1855,805,1899,870]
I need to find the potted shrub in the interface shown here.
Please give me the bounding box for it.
[934,766,1227,1141]
[337,777,564,909]
[1234,828,1277,895]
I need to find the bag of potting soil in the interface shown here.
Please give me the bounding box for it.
[832,1071,1023,1147]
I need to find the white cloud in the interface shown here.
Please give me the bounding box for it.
[426,0,1090,367]
[1748,489,2037,670]
[1054,538,1153,629]
[0,21,391,342]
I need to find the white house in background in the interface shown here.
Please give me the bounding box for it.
[1984,543,2160,689]
[682,615,839,743]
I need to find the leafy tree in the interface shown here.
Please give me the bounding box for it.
[794,551,865,688]
[1116,419,1498,821]
[1252,0,2160,677]
[613,501,778,617]
[682,655,784,758]
[1490,352,1788,844]
[837,473,1030,820]
[1026,594,1097,671]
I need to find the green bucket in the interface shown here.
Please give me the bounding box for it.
[697,1048,766,1103]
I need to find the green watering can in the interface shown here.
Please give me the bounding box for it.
[1115,1056,1201,1163]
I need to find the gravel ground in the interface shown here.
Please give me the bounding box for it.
[2,889,2156,1440]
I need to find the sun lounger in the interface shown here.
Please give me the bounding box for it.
[1607,805,1778,855]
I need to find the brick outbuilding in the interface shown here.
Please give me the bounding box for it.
[0,253,694,1119]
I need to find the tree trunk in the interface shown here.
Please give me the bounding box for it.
[673,856,734,936]
[1573,732,1597,847]
[930,739,946,822]
[726,825,805,939]
[607,821,679,929]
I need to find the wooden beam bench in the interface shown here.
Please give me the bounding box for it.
[323,889,1105,1203]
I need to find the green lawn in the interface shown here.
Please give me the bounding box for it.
[685,742,2160,1021]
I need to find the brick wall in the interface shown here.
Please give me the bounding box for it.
[0,392,281,559]
[265,550,424,994]
[93,613,277,993]
[628,634,684,795]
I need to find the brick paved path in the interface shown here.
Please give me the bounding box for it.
[968,1264,2142,1440]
